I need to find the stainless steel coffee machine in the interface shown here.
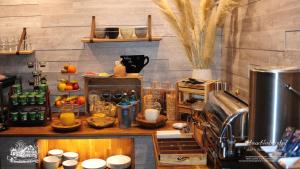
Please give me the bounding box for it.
[249,67,300,145]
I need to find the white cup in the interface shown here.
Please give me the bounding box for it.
[43,156,60,169]
[145,109,159,122]
[63,160,78,169]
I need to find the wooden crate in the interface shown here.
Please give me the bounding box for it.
[154,136,207,166]
[176,80,216,120]
[83,75,143,115]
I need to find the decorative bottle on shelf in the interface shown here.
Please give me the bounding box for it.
[113,61,126,77]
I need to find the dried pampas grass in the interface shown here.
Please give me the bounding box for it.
[153,0,241,69]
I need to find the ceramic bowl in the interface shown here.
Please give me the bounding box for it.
[106,28,119,39]
[63,152,79,161]
[95,28,106,39]
[62,160,78,169]
[135,26,147,38]
[120,28,134,39]
[48,149,63,164]
[144,109,159,122]
[82,158,106,169]
[43,156,60,169]
[106,155,131,169]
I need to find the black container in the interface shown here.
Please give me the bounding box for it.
[105,28,119,39]
[120,55,149,73]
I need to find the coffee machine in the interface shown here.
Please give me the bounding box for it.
[249,67,300,144]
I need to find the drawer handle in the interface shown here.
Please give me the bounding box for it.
[177,156,189,161]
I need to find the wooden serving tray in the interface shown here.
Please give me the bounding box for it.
[155,137,207,166]
[136,115,167,129]
[51,119,81,132]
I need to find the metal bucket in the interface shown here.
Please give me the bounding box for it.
[249,67,300,144]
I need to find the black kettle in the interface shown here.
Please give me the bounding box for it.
[120,55,149,73]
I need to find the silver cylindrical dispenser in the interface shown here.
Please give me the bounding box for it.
[249,67,300,145]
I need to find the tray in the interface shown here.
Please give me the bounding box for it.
[136,115,167,129]
[51,119,81,132]
[86,116,115,129]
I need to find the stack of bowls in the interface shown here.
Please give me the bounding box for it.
[63,152,79,162]
[106,155,131,169]
[43,156,60,169]
[62,160,78,169]
[48,149,63,165]
[81,159,107,169]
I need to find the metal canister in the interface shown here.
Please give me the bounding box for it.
[28,111,36,121]
[10,112,19,122]
[20,112,28,121]
[10,94,19,106]
[12,84,22,94]
[37,111,45,121]
[18,94,27,105]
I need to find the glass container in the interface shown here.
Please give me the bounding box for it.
[60,104,76,126]
[113,61,126,77]
[117,103,132,129]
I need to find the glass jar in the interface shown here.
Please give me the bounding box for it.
[12,84,22,94]
[117,102,132,129]
[38,84,48,93]
[19,94,27,105]
[60,104,76,126]
[113,61,126,77]
[10,94,19,106]
[28,94,36,105]
[36,94,45,105]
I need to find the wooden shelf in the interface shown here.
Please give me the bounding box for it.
[0,50,34,55]
[82,15,162,43]
[81,37,161,43]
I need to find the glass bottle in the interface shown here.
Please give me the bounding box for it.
[113,61,126,77]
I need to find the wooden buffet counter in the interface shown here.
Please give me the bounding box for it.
[0,117,207,169]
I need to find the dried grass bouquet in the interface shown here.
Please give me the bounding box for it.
[153,0,242,69]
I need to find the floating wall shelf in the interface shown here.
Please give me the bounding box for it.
[81,15,162,43]
[0,28,34,55]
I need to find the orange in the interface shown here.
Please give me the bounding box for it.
[65,85,73,91]
[67,65,77,73]
[55,100,62,108]
[77,96,85,105]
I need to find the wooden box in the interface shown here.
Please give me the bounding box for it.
[83,75,143,115]
[154,137,207,166]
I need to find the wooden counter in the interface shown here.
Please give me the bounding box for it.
[0,118,208,169]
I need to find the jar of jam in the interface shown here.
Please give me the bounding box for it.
[10,94,19,106]
[19,94,27,105]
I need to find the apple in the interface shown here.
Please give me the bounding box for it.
[57,82,66,91]
[73,83,79,90]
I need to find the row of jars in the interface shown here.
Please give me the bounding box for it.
[10,92,46,106]
[10,110,45,122]
[12,83,48,95]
